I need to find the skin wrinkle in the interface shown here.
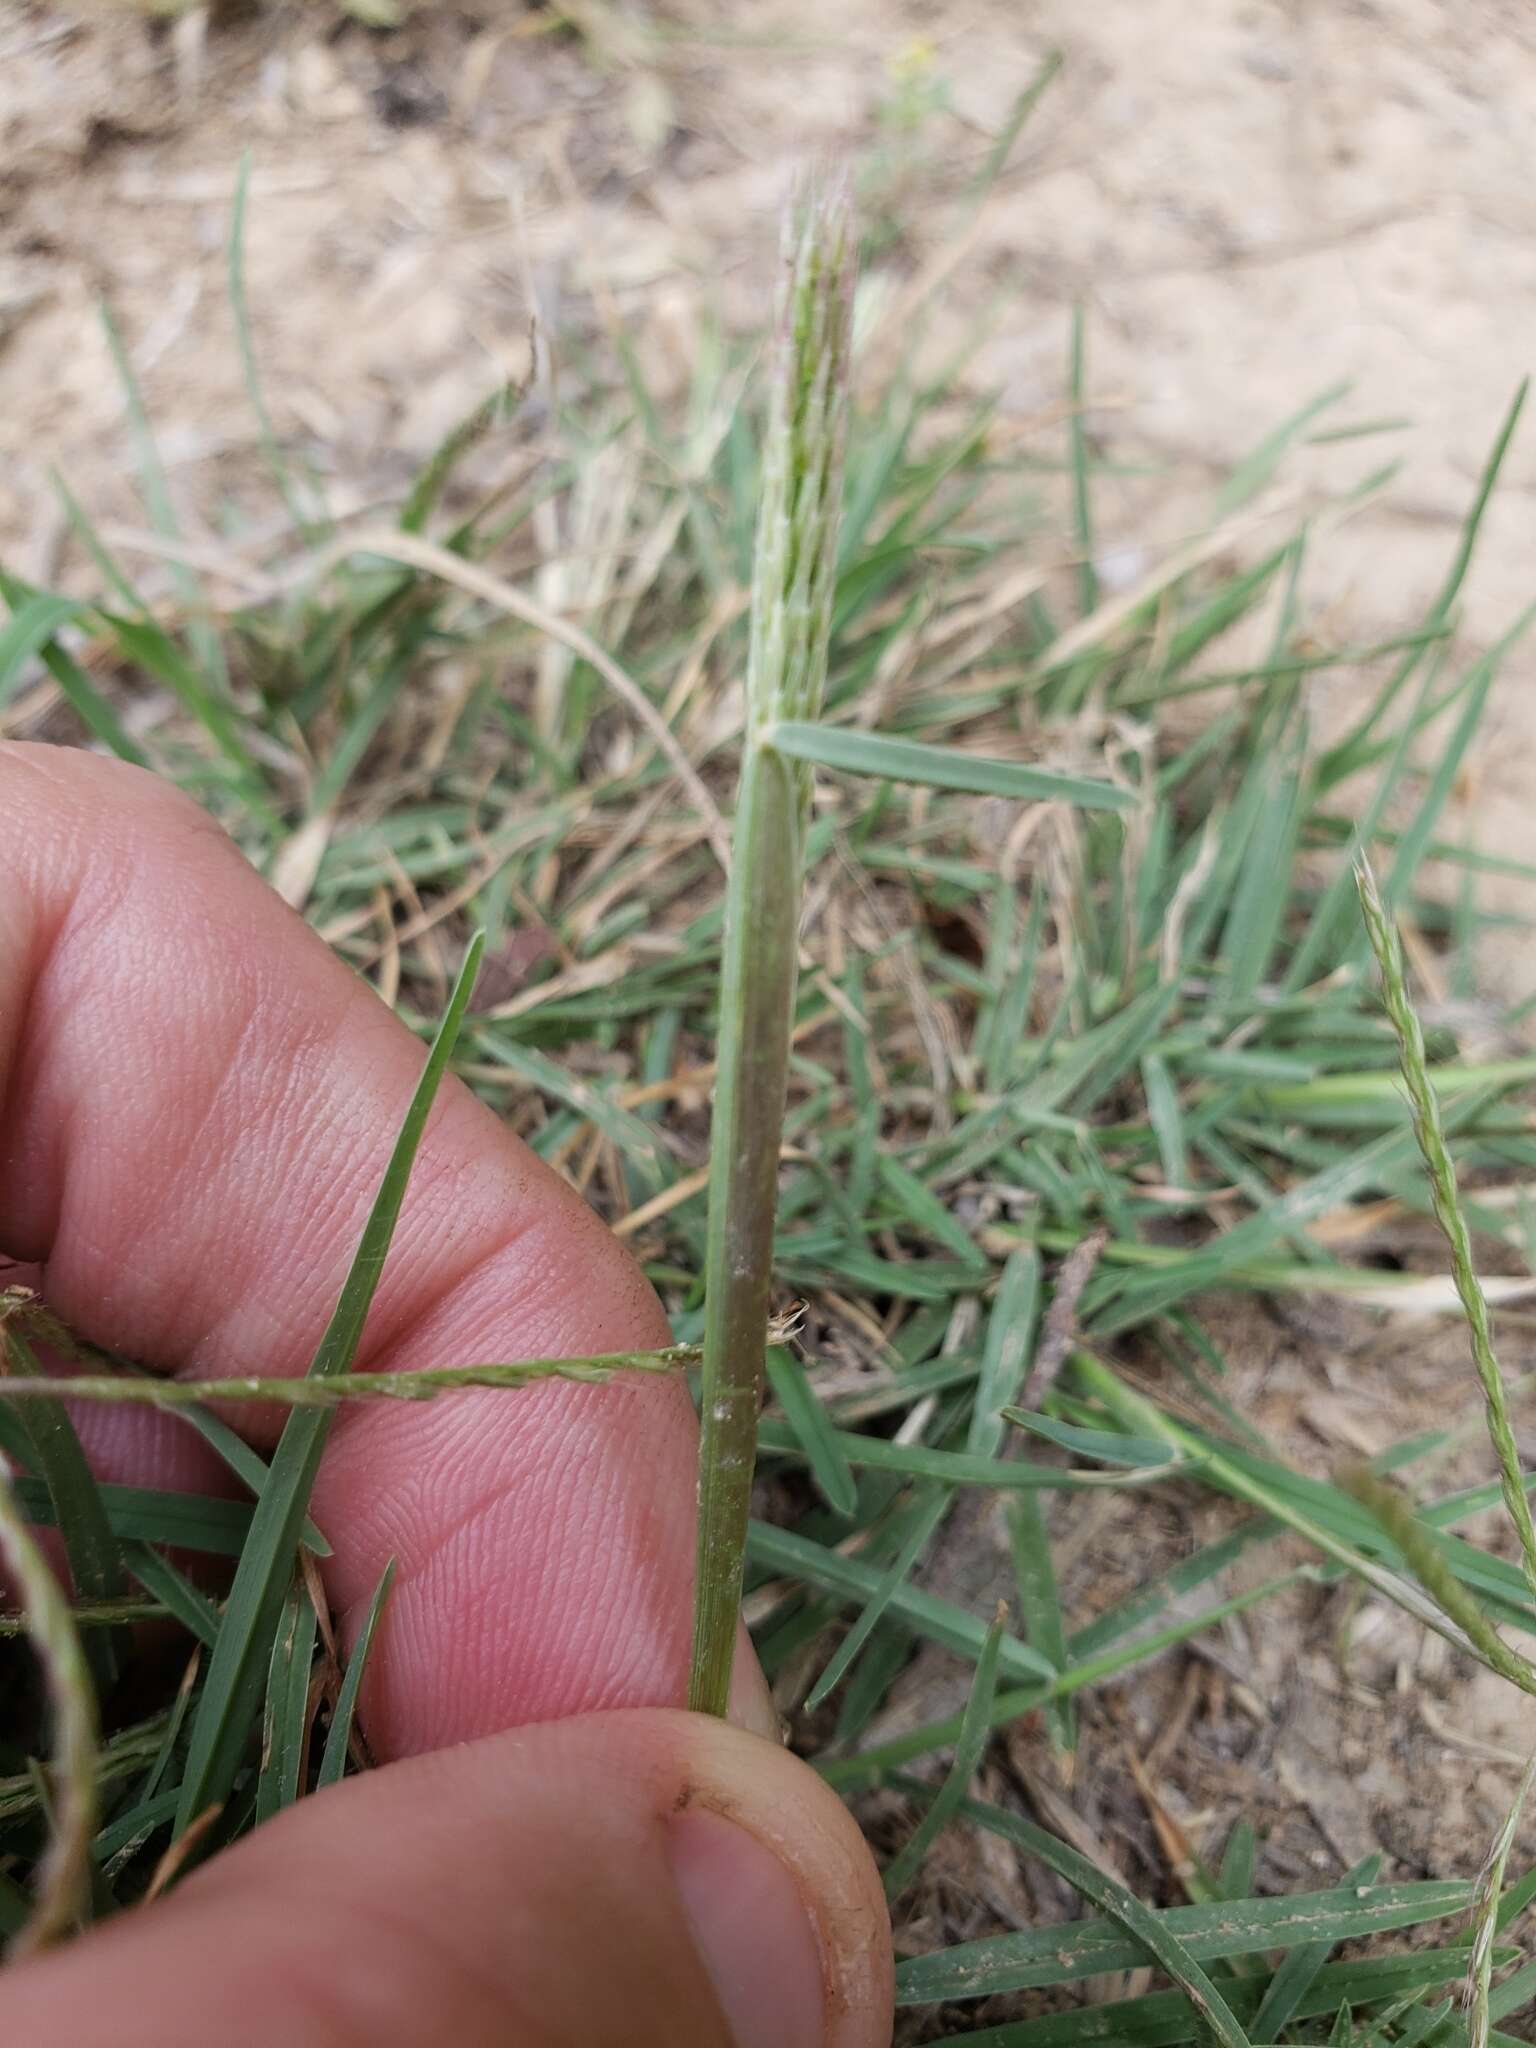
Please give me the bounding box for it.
[108,997,375,1384]
[347,1164,552,1375]
[14,926,284,1306]
[2,764,231,1244]
[308,1890,522,2045]
[326,1371,692,1748]
[312,1217,688,1739]
[0,906,112,1263]
[186,1067,594,1433]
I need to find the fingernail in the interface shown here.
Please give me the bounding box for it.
[669,1807,826,2048]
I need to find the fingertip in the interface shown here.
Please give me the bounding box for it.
[674,1715,895,2048]
[0,1711,894,2048]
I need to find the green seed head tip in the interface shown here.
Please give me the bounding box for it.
[747,175,855,749]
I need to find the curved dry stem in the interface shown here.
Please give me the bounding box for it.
[0,1453,98,1959]
[331,528,732,872]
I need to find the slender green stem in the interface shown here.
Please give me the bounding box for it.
[0,1346,697,1411]
[1069,305,1098,618]
[0,1599,168,1634]
[1356,858,1536,1598]
[689,183,855,1717]
[0,1456,98,1957]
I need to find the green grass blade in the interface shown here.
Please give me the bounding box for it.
[1067,1522,1272,1660]
[123,1539,222,1647]
[1317,379,1527,782]
[1216,1817,1255,1903]
[471,1038,668,1168]
[94,1787,180,1880]
[1085,1110,1456,1334]
[140,1658,200,1810]
[0,572,147,764]
[1381,614,1536,918]
[984,884,1046,1094]
[877,1150,990,1269]
[934,1949,1512,2048]
[317,1559,396,1790]
[1008,1490,1073,1751]
[758,1418,1166,1492]
[2,1329,123,1697]
[748,1518,1054,1682]
[965,48,1063,199]
[1285,650,1453,988]
[3,1337,123,1622]
[1250,1853,1383,2038]
[1005,1412,1178,1469]
[764,1350,857,1516]
[11,1475,254,1555]
[928,1789,1254,2048]
[47,465,144,613]
[1215,381,1350,518]
[155,1397,331,1557]
[1078,1355,1533,1683]
[228,155,325,539]
[896,1869,1461,2003]
[98,612,258,786]
[254,1575,320,1824]
[97,299,229,700]
[1069,306,1098,615]
[1343,1468,1536,1691]
[1220,723,1307,998]
[0,589,81,704]
[969,1248,1040,1458]
[1487,1955,1536,2029]
[173,933,484,1839]
[1142,1051,1190,1192]
[803,1484,950,1711]
[881,1611,1004,1902]
[769,720,1136,811]
[832,1622,911,1746]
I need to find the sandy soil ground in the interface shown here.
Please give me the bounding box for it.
[6,1,1536,944]
[3,0,1535,2016]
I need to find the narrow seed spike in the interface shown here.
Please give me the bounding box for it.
[1355,857,1536,1601]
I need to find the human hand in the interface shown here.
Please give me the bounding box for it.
[0,743,892,2047]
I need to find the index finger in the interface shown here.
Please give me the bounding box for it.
[0,743,752,1755]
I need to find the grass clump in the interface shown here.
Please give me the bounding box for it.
[1,125,1536,2046]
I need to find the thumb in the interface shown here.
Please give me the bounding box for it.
[3,1710,894,2048]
